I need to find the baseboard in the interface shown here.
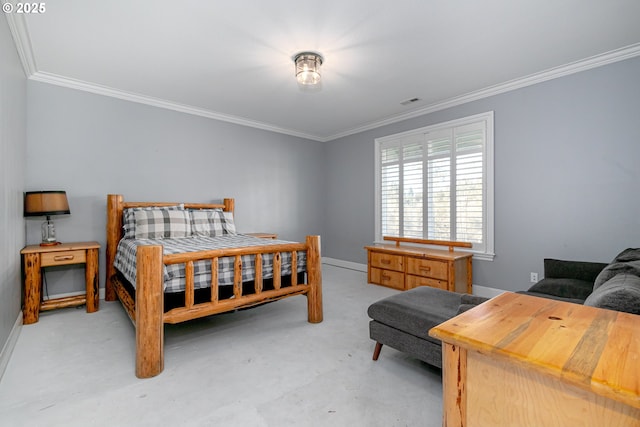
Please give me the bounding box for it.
[0,311,22,383]
[322,257,367,272]
[322,257,505,297]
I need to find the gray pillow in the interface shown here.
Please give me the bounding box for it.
[584,273,640,315]
[133,209,191,239]
[593,248,640,290]
[613,248,640,262]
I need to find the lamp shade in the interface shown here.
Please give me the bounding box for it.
[24,191,71,217]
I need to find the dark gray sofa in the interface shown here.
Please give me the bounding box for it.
[520,248,640,315]
[368,248,640,368]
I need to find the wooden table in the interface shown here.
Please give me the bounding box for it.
[430,292,640,427]
[21,241,100,324]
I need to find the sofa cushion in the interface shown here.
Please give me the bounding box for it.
[594,248,640,291]
[543,258,608,282]
[456,294,490,314]
[526,278,594,301]
[367,287,464,340]
[517,290,586,305]
[584,273,640,315]
[612,248,640,263]
[456,304,478,315]
[461,294,489,305]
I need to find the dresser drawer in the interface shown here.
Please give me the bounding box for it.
[370,251,404,272]
[406,274,448,290]
[41,250,86,267]
[370,267,405,290]
[406,257,448,280]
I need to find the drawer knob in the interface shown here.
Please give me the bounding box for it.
[420,267,431,272]
[382,274,391,280]
[381,259,391,265]
[54,255,74,261]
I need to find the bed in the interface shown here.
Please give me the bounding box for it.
[105,194,323,378]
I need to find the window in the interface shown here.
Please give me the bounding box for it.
[375,112,494,259]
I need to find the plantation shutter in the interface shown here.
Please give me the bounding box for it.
[426,130,451,241]
[454,123,484,244]
[380,145,400,236]
[380,134,424,238]
[378,115,488,252]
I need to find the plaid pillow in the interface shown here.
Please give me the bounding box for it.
[189,209,237,237]
[122,205,183,239]
[133,209,191,239]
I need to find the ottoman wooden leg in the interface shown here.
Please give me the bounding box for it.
[373,342,383,360]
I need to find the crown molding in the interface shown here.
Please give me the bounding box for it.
[325,43,640,141]
[10,11,639,144]
[3,1,37,76]
[28,71,326,142]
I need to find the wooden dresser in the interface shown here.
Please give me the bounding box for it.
[430,292,640,427]
[364,237,473,293]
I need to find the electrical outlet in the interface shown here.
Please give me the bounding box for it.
[530,272,538,283]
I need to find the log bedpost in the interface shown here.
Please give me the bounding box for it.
[135,245,165,378]
[306,235,323,323]
[106,194,123,301]
[86,247,100,312]
[223,198,234,214]
[22,253,42,324]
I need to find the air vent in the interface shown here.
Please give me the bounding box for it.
[400,97,421,106]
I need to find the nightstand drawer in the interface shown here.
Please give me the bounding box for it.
[370,267,405,290]
[370,252,404,272]
[41,250,86,267]
[406,274,448,290]
[406,257,448,280]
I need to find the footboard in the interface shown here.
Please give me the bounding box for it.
[105,194,322,378]
[133,236,322,378]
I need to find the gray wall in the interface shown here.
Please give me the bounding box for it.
[25,82,324,296]
[324,56,640,291]
[21,55,640,299]
[0,17,27,357]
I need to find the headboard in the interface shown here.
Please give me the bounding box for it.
[105,194,234,300]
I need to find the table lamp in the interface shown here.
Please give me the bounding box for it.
[24,190,71,246]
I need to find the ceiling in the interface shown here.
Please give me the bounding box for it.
[5,0,640,141]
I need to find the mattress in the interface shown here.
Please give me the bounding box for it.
[114,234,307,293]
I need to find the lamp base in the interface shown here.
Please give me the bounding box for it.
[41,217,59,246]
[40,241,62,247]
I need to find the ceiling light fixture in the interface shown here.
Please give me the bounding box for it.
[293,52,323,86]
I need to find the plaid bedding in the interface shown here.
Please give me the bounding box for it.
[114,234,307,293]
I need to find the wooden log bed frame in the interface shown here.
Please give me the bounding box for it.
[105,194,323,378]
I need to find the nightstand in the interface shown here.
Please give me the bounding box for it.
[21,241,100,324]
[245,233,278,239]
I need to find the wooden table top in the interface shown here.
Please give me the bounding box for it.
[364,243,473,260]
[21,241,101,254]
[430,292,640,409]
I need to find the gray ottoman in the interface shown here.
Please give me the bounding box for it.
[367,286,487,368]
